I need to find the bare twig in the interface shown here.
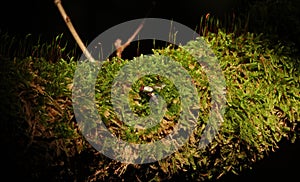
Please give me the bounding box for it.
[54,0,96,62]
[114,2,155,58]
[114,21,144,58]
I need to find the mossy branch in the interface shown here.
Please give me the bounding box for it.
[54,0,96,62]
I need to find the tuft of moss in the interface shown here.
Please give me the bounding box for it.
[1,27,299,181]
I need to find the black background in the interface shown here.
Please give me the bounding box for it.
[0,0,239,41]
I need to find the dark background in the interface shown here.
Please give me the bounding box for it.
[0,0,245,60]
[0,0,299,181]
[0,0,239,42]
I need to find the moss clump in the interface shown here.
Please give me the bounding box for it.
[1,27,299,181]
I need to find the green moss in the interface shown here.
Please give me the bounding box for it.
[1,25,299,181]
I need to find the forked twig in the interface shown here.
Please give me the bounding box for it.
[55,0,145,60]
[113,2,155,58]
[54,0,96,62]
[114,21,144,58]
